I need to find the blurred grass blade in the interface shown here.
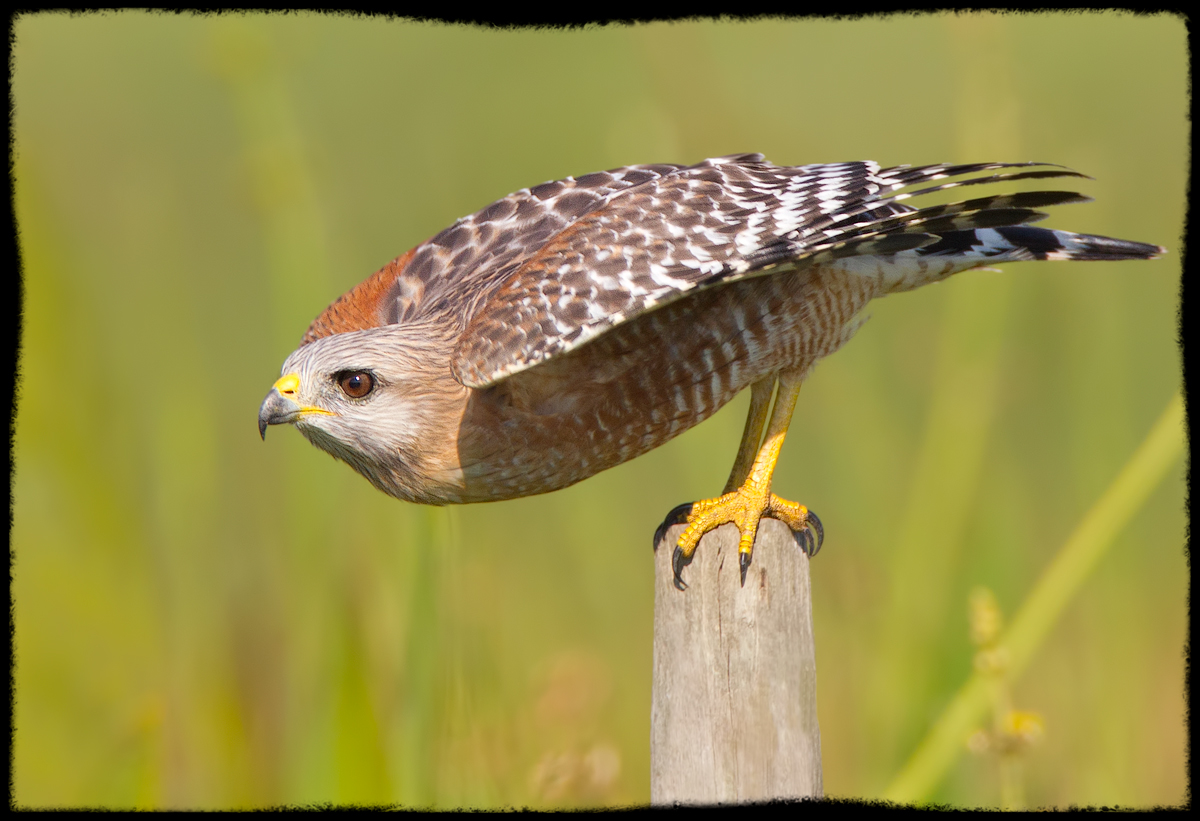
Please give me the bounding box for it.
[883,392,1184,805]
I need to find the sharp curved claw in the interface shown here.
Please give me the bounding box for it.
[672,545,692,591]
[807,510,824,557]
[794,527,813,557]
[791,509,824,558]
[654,502,695,551]
[739,550,752,586]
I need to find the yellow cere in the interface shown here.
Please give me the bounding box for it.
[273,373,301,396]
[273,373,334,417]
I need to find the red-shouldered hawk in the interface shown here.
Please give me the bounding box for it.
[258,154,1163,588]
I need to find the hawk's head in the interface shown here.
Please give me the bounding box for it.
[257,325,465,503]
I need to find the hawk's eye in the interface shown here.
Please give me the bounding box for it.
[338,371,375,399]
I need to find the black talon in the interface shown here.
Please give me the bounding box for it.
[794,527,813,557]
[654,502,694,551]
[672,545,692,591]
[764,507,825,558]
[807,510,824,557]
[739,550,752,586]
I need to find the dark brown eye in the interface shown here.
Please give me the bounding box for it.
[338,371,374,399]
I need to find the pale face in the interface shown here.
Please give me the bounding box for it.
[258,325,466,502]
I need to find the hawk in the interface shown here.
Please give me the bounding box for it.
[258,154,1162,588]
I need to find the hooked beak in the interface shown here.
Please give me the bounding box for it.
[258,373,333,439]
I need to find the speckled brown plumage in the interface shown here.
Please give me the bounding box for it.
[259,154,1163,568]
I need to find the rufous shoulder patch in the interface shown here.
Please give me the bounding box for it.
[301,249,416,344]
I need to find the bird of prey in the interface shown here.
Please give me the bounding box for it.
[259,154,1163,589]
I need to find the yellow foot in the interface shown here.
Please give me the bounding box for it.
[654,491,823,590]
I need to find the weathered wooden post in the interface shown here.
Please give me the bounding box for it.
[651,518,822,804]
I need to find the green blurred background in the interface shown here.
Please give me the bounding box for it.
[12,12,1185,809]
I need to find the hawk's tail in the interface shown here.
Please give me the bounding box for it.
[915,225,1165,263]
[757,162,1166,275]
[849,225,1165,296]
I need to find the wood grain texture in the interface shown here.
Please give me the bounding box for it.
[651,518,822,805]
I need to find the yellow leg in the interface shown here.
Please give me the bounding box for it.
[652,377,774,555]
[671,370,823,589]
[723,378,776,494]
